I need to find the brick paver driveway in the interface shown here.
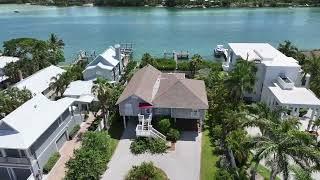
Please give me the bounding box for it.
[101,122,201,180]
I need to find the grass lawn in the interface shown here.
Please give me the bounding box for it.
[108,115,124,157]
[200,130,219,180]
[257,164,281,180]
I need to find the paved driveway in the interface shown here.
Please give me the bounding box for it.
[102,122,201,180]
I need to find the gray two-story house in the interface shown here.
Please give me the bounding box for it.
[83,45,124,82]
[116,65,208,133]
[0,94,83,180]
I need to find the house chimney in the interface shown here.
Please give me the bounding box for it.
[114,44,122,69]
[18,70,23,81]
[305,73,311,89]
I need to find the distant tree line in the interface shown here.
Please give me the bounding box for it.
[94,0,320,7]
[3,0,320,7]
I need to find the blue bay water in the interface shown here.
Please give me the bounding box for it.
[0,4,320,63]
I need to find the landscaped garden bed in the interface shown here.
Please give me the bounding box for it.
[69,124,80,139]
[43,152,61,174]
[130,137,168,155]
[125,162,168,180]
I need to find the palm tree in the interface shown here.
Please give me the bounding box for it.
[48,33,65,50]
[189,54,203,78]
[278,40,306,65]
[303,52,320,77]
[92,78,112,124]
[303,52,320,97]
[249,115,320,180]
[225,59,257,101]
[278,40,299,58]
[290,166,313,180]
[49,73,71,97]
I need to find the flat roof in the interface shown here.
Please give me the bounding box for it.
[14,65,65,94]
[63,80,93,97]
[0,56,19,69]
[0,94,75,149]
[228,43,300,67]
[269,86,320,107]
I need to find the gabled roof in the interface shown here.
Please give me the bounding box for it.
[0,94,75,149]
[87,47,120,68]
[0,56,19,69]
[85,62,114,71]
[116,65,161,104]
[153,79,208,109]
[116,65,208,109]
[14,65,65,94]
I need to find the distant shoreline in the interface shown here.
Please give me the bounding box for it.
[0,2,319,9]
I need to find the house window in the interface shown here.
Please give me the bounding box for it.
[191,109,200,118]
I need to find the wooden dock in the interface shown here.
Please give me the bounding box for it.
[164,51,189,60]
[120,43,134,56]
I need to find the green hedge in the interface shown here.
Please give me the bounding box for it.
[65,132,112,180]
[130,137,167,155]
[166,128,181,142]
[43,152,60,174]
[153,59,176,71]
[69,124,80,139]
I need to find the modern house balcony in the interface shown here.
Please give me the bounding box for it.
[0,157,30,166]
[277,75,294,90]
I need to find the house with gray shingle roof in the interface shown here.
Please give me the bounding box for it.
[116,65,208,138]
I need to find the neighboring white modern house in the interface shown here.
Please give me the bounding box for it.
[83,45,124,82]
[0,94,83,180]
[0,55,19,84]
[223,43,320,120]
[14,65,65,98]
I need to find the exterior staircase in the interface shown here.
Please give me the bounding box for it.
[135,113,166,141]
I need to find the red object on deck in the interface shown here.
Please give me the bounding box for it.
[139,103,153,109]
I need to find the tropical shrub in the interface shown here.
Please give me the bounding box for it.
[177,61,189,71]
[69,124,80,139]
[148,138,168,154]
[130,138,167,155]
[125,162,168,180]
[153,59,176,71]
[88,118,102,131]
[43,152,60,174]
[130,137,148,154]
[299,108,308,117]
[157,118,171,134]
[166,128,180,142]
[65,132,112,180]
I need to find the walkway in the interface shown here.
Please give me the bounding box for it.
[45,113,95,180]
[101,121,201,180]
